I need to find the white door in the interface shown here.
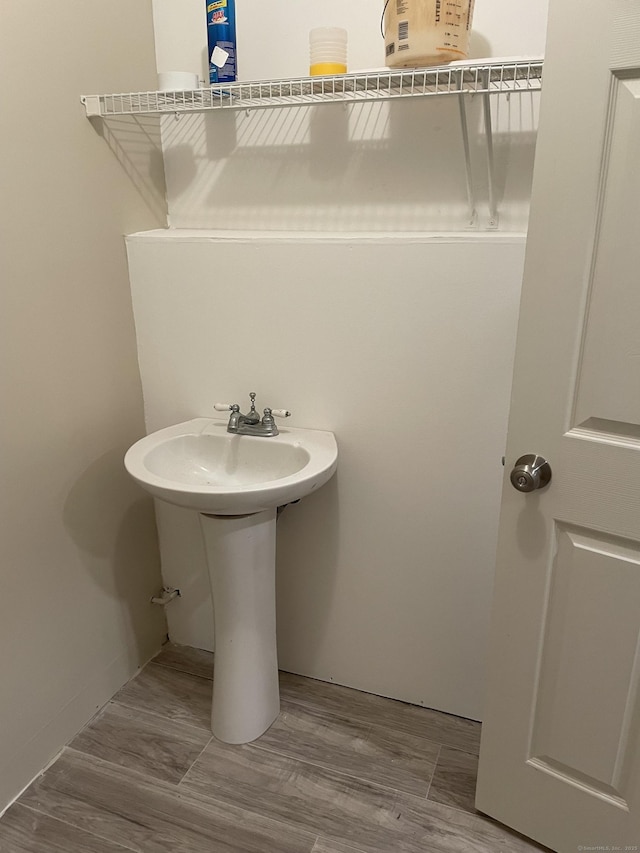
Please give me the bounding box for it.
[475,1,640,851]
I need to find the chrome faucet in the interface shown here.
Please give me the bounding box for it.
[214,392,291,437]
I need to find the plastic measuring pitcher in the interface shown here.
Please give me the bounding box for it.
[310,27,347,76]
[383,0,475,68]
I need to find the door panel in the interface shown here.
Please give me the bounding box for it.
[530,525,640,802]
[574,75,640,430]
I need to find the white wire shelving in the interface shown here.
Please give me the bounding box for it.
[81,58,543,229]
[81,58,542,117]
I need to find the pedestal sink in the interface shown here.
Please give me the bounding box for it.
[124,417,337,743]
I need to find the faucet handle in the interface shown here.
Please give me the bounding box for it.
[260,407,290,436]
[214,402,240,412]
[242,391,260,425]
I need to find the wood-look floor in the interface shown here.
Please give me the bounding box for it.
[0,644,549,853]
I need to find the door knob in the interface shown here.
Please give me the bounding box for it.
[509,454,552,492]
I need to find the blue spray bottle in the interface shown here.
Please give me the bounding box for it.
[206,0,237,84]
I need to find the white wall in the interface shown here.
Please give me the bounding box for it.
[0,1,168,812]
[153,0,548,86]
[127,231,525,720]
[152,0,548,232]
[121,1,550,720]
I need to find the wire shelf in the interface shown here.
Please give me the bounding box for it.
[81,58,543,117]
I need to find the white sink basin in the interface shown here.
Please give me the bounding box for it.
[125,415,338,745]
[124,418,338,515]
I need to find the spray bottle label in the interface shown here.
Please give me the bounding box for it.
[207,0,237,84]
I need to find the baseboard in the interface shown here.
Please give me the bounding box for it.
[0,639,163,814]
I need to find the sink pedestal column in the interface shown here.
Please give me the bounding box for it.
[198,508,280,744]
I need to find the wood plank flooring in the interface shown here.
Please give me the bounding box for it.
[0,644,550,853]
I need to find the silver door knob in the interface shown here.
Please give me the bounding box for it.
[509,454,552,492]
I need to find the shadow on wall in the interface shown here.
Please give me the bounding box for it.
[146,473,341,657]
[153,500,215,651]
[163,99,472,225]
[154,29,542,231]
[88,115,168,223]
[276,473,340,673]
[63,447,166,670]
[160,91,538,231]
[468,30,492,59]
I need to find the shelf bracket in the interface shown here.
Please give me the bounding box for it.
[483,87,499,230]
[81,95,102,118]
[458,95,478,229]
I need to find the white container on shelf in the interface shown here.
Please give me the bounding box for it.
[157,71,199,91]
[309,27,347,76]
[384,0,475,68]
